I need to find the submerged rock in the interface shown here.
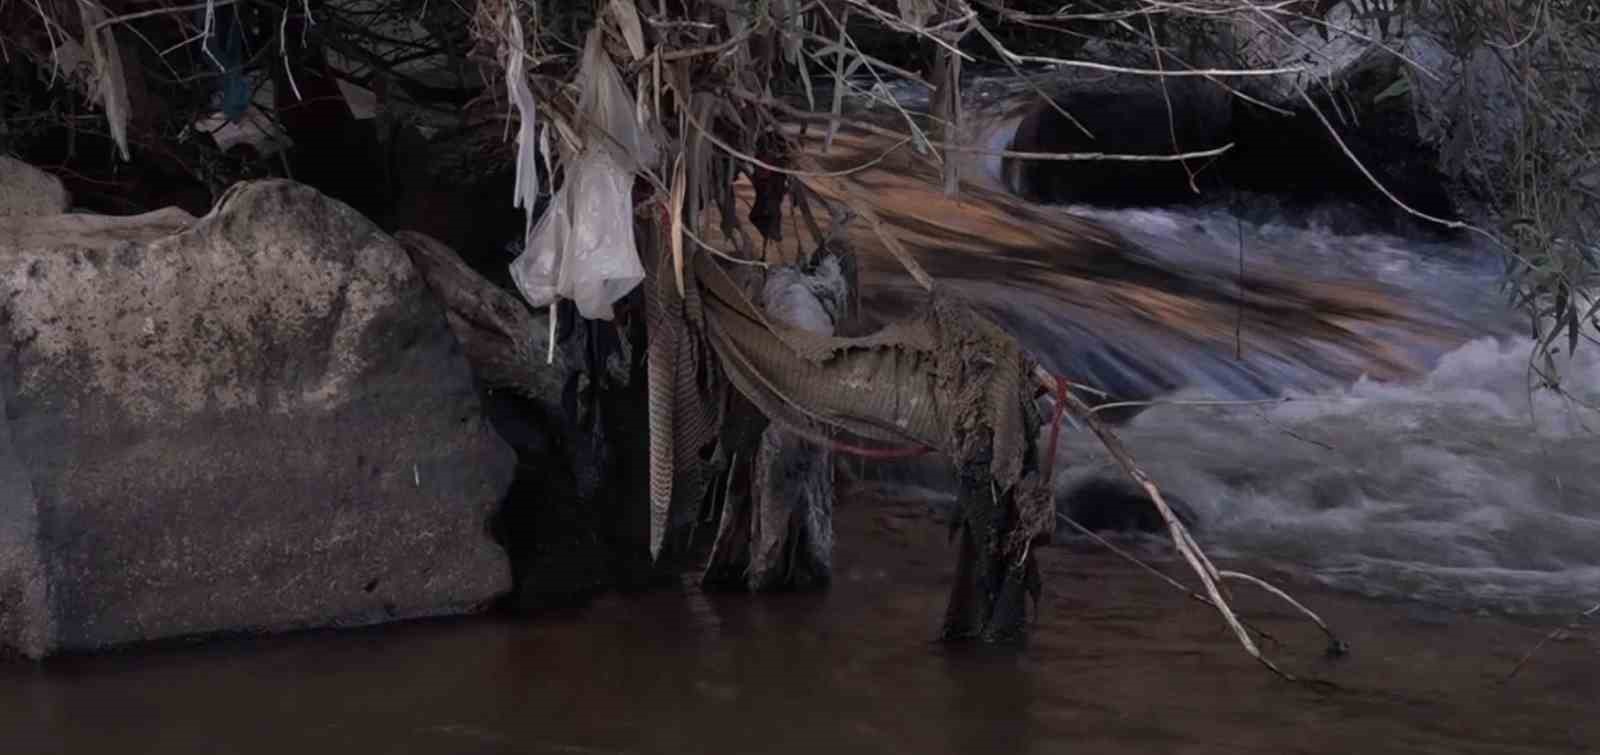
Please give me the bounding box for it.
[0,179,513,658]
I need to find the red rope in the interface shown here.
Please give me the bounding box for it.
[784,420,934,460]
[818,437,935,460]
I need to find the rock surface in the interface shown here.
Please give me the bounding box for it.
[995,16,1458,231]
[1000,70,1234,207]
[0,157,69,218]
[0,178,513,658]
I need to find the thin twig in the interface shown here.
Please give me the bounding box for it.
[1051,374,1298,679]
[28,0,60,87]
[659,25,754,62]
[1056,513,1282,647]
[682,224,771,268]
[89,0,241,32]
[686,103,915,177]
[1504,602,1600,682]
[795,154,936,290]
[1295,87,1483,237]
[1218,570,1339,645]
[1086,396,1294,415]
[993,45,1307,78]
[730,86,1238,163]
[1236,212,1245,360]
[279,7,303,102]
[1144,12,1200,194]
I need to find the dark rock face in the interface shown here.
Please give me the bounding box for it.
[394,227,661,612]
[1058,477,1197,536]
[1003,70,1458,234]
[1005,86,1234,207]
[1225,90,1458,233]
[488,303,660,610]
[0,179,513,658]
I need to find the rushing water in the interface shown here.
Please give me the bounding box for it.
[1041,207,1600,616]
[1051,329,1600,616]
[1086,210,1592,609]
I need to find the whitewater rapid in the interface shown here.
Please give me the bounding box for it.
[1051,332,1600,616]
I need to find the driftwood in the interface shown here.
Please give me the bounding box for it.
[702,259,845,592]
[649,244,1051,640]
[396,230,565,403]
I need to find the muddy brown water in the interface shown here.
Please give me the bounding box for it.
[3,495,1594,754]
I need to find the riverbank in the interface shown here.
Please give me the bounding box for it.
[3,493,1592,754]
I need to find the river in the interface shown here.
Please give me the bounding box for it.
[5,76,1598,754]
[3,495,1595,753]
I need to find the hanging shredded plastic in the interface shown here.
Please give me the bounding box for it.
[510,28,655,321]
[505,10,540,241]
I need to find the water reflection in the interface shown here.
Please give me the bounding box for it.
[3,498,1593,754]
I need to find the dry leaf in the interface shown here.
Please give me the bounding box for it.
[76,3,131,161]
[609,0,648,61]
[670,153,687,296]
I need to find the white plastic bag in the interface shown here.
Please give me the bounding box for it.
[510,28,654,321]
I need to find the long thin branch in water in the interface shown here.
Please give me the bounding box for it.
[1056,513,1283,648]
[1048,374,1304,680]
[1504,602,1600,682]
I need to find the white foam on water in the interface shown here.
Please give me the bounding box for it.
[1053,336,1600,615]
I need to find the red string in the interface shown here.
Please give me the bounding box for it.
[785,420,934,459]
[817,437,935,460]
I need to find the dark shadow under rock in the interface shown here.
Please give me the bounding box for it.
[1003,75,1459,239]
[1058,477,1198,536]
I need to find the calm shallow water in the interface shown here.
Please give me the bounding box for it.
[2,498,1595,755]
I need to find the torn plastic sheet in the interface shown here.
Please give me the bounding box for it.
[505,11,539,230]
[510,28,654,321]
[509,149,645,320]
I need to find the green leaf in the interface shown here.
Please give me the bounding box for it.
[1373,77,1411,104]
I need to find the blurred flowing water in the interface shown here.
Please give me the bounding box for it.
[854,94,1600,618]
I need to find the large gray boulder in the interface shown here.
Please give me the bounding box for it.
[0,179,514,658]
